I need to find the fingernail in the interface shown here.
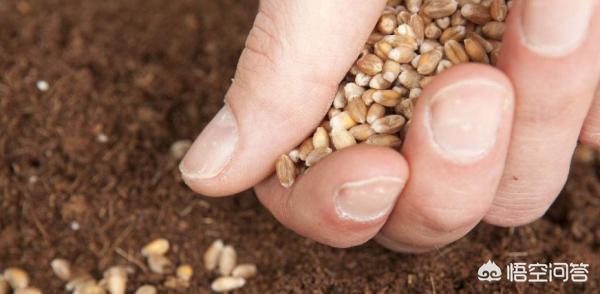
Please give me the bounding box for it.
[428,80,508,161]
[179,104,239,180]
[334,177,405,222]
[521,0,596,56]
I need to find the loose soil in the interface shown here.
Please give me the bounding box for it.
[0,0,599,293]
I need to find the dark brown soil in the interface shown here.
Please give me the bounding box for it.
[1,0,599,293]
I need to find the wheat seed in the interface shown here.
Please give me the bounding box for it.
[147,254,173,274]
[3,268,29,290]
[51,258,72,281]
[141,238,169,257]
[231,264,257,279]
[14,287,42,294]
[134,285,157,294]
[103,266,127,294]
[218,245,237,276]
[204,239,224,271]
[210,277,245,293]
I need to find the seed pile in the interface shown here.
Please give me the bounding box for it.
[203,239,258,292]
[275,0,510,187]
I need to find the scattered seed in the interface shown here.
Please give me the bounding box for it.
[134,285,157,294]
[14,287,42,294]
[103,266,127,294]
[170,140,192,160]
[3,268,29,290]
[51,258,72,281]
[232,264,257,279]
[141,238,170,257]
[203,239,224,271]
[65,274,95,292]
[210,277,246,293]
[176,264,193,282]
[36,80,49,91]
[276,154,296,188]
[305,147,332,167]
[218,245,237,276]
[147,254,173,274]
[77,284,107,294]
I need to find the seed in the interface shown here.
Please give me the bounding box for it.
[372,90,402,107]
[331,128,357,150]
[141,238,169,257]
[219,245,237,276]
[148,254,173,274]
[420,76,435,88]
[444,40,469,64]
[371,115,407,134]
[405,0,422,13]
[398,69,422,89]
[65,275,95,292]
[440,25,466,44]
[365,134,402,147]
[490,0,508,21]
[297,139,314,161]
[343,82,365,101]
[312,127,330,148]
[176,264,194,282]
[436,59,453,73]
[424,22,442,39]
[417,49,442,75]
[210,277,246,293]
[464,38,489,63]
[374,40,393,60]
[345,98,367,124]
[164,276,189,289]
[232,264,257,279]
[51,258,72,281]
[409,15,425,44]
[203,239,224,271]
[134,285,157,294]
[377,13,398,35]
[14,287,42,294]
[333,86,346,109]
[350,124,376,141]
[395,98,415,119]
[409,88,422,99]
[169,140,192,160]
[435,16,451,29]
[387,46,416,64]
[382,60,402,82]
[451,10,467,26]
[467,31,494,52]
[460,3,491,24]
[367,103,386,124]
[422,0,458,18]
[276,154,296,188]
[419,39,442,54]
[490,47,501,66]
[103,266,127,294]
[355,72,372,87]
[330,111,357,130]
[367,32,385,45]
[3,268,29,290]
[482,21,505,41]
[368,74,392,90]
[305,147,332,166]
[77,284,106,294]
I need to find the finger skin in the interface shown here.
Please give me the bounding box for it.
[377,65,515,253]
[484,0,600,227]
[180,0,387,196]
[580,84,600,147]
[255,145,408,248]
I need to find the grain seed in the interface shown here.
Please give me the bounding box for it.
[103,266,127,294]
[422,0,458,18]
[464,38,489,63]
[232,264,257,279]
[349,124,376,141]
[405,0,422,13]
[218,245,237,276]
[371,115,407,134]
[461,3,491,24]
[367,103,386,124]
[365,134,402,147]
[417,49,442,75]
[372,90,402,107]
[331,128,357,149]
[440,25,466,44]
[141,238,169,257]
[482,21,505,41]
[297,139,314,161]
[203,239,224,271]
[345,98,367,124]
[14,287,42,294]
[3,268,29,290]
[343,82,365,101]
[490,0,508,21]
[330,112,357,130]
[51,258,72,281]
[176,264,194,282]
[210,277,246,293]
[312,127,330,148]
[444,40,469,64]
[134,285,157,294]
[276,154,296,188]
[148,254,173,274]
[305,147,332,167]
[170,140,192,160]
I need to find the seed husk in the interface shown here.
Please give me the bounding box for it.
[51,258,72,281]
[203,239,224,271]
[134,285,157,294]
[232,264,257,279]
[141,238,169,257]
[3,268,29,290]
[211,277,245,293]
[218,245,237,276]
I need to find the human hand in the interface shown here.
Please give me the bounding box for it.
[179,0,600,252]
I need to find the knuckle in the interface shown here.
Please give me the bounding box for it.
[413,201,486,234]
[485,190,558,227]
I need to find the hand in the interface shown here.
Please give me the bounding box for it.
[179,0,600,252]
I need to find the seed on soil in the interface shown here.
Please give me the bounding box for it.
[51,258,72,281]
[65,274,96,292]
[14,287,42,294]
[231,264,257,279]
[147,254,173,274]
[210,277,246,293]
[218,245,237,276]
[134,285,156,294]
[141,238,170,257]
[103,266,127,294]
[170,140,192,160]
[76,284,106,294]
[274,0,510,186]
[176,264,193,282]
[203,239,224,271]
[3,268,29,290]
[36,80,49,91]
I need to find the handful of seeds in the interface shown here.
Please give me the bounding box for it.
[275,0,510,187]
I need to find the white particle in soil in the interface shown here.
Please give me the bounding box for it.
[36,80,49,91]
[28,175,38,184]
[70,221,80,231]
[97,133,108,143]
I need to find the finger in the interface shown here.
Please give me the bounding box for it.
[580,84,600,147]
[179,0,387,196]
[484,0,600,227]
[255,145,408,248]
[376,65,515,252]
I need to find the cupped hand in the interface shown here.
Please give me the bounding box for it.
[179,0,600,252]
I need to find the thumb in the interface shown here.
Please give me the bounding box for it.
[180,0,387,196]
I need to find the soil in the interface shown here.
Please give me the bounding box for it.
[0,0,599,293]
